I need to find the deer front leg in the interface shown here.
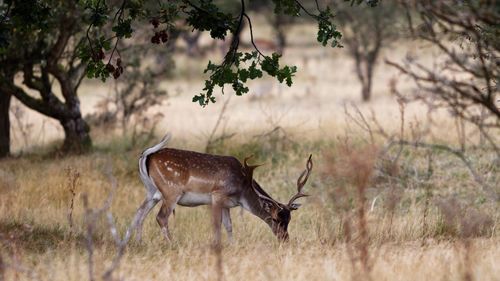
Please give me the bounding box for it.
[222,208,233,242]
[211,194,225,246]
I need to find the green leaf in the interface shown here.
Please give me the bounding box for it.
[277,65,297,86]
[261,53,281,77]
[112,18,133,38]
[185,0,237,40]
[272,0,300,16]
[316,7,343,48]
[238,68,249,82]
[248,62,262,79]
[88,3,109,27]
[193,51,297,106]
[192,94,207,106]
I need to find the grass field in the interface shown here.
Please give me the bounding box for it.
[1,127,498,280]
[1,25,499,280]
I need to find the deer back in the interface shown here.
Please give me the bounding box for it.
[147,148,248,194]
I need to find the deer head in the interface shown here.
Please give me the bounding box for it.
[244,155,313,241]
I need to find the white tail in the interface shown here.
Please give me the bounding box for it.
[139,133,171,199]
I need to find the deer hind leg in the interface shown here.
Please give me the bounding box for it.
[222,208,233,242]
[127,190,161,243]
[156,195,180,242]
[135,192,162,242]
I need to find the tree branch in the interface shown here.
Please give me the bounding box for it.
[1,81,60,119]
[242,13,265,57]
[107,0,127,65]
[386,140,498,201]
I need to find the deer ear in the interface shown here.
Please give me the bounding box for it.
[261,200,272,212]
[289,203,302,210]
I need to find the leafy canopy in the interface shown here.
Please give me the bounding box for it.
[0,0,378,106]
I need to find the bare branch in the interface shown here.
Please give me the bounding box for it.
[385,140,498,201]
[206,97,232,152]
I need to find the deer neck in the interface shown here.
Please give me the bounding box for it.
[239,186,275,226]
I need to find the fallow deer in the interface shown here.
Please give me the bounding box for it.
[129,133,313,243]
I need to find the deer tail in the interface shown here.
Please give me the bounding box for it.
[138,133,171,199]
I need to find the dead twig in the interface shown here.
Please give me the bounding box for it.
[343,103,375,144]
[205,96,235,153]
[82,165,132,281]
[66,167,80,232]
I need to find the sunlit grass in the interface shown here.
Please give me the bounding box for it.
[1,131,498,280]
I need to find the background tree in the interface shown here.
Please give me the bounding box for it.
[387,0,499,153]
[0,2,13,157]
[0,91,10,157]
[336,1,401,101]
[0,1,91,154]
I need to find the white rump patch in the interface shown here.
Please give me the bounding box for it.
[153,191,163,200]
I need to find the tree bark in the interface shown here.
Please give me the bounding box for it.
[361,82,371,102]
[57,86,91,153]
[361,64,374,102]
[60,114,91,153]
[0,92,11,158]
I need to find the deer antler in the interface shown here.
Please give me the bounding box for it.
[242,155,264,182]
[288,154,313,209]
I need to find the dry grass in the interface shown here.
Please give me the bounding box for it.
[1,129,499,280]
[3,239,500,281]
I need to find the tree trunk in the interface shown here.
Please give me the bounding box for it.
[275,14,286,54]
[361,59,375,102]
[361,83,371,102]
[182,30,201,56]
[0,92,11,158]
[60,114,91,153]
[361,74,373,102]
[49,64,92,154]
[276,29,286,55]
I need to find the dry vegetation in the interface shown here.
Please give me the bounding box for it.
[1,121,498,280]
[1,24,499,281]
